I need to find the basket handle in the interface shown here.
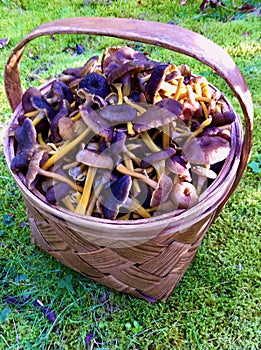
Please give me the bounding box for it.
[4,17,253,207]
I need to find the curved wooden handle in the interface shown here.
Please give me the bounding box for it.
[4,17,253,204]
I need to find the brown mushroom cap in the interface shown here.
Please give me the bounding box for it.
[76,149,113,169]
[11,118,36,172]
[22,87,42,113]
[150,173,173,207]
[133,101,182,133]
[141,148,176,168]
[80,105,113,141]
[166,155,192,181]
[99,104,137,123]
[191,165,217,179]
[182,135,230,165]
[170,182,198,209]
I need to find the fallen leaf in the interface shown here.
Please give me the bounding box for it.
[180,0,187,6]
[238,4,256,12]
[0,38,9,48]
[33,299,56,323]
[85,331,94,349]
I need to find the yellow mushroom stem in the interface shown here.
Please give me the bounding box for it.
[74,166,97,215]
[71,112,82,122]
[127,122,135,136]
[174,76,184,100]
[116,163,157,189]
[86,180,104,216]
[32,111,46,127]
[162,124,170,149]
[24,110,39,118]
[186,116,212,143]
[140,131,161,153]
[63,161,81,170]
[195,96,212,103]
[113,83,123,104]
[125,197,151,218]
[123,96,147,115]
[124,157,141,197]
[37,133,46,145]
[41,126,92,170]
[62,195,76,212]
[201,83,211,99]
[37,168,83,193]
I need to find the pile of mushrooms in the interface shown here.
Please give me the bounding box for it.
[9,46,235,220]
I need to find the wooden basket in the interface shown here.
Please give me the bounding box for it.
[4,18,253,302]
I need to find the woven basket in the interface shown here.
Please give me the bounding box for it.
[4,18,253,302]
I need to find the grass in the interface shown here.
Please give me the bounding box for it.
[0,0,260,349]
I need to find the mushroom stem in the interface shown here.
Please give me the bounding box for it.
[186,117,212,143]
[140,131,161,153]
[116,163,157,189]
[124,157,141,197]
[41,126,92,170]
[123,96,147,115]
[162,124,170,149]
[124,197,151,219]
[174,76,184,100]
[62,195,76,212]
[86,180,104,216]
[37,168,83,193]
[32,111,46,127]
[113,83,123,104]
[24,110,39,118]
[75,166,97,215]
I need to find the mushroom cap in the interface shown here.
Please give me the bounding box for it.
[150,173,173,207]
[22,87,42,113]
[11,118,36,172]
[97,174,132,219]
[50,99,71,142]
[170,182,198,209]
[182,135,231,165]
[191,165,217,179]
[31,96,56,121]
[79,72,111,99]
[133,101,182,133]
[212,111,236,127]
[145,64,169,103]
[99,104,137,123]
[102,46,159,84]
[48,80,74,104]
[76,149,113,169]
[141,148,176,168]
[80,105,113,141]
[166,155,192,181]
[26,149,45,189]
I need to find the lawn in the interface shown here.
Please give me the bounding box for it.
[0,1,260,349]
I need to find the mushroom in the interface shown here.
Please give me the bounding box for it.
[140,147,176,178]
[75,149,114,215]
[133,101,182,133]
[22,87,42,113]
[80,55,100,76]
[97,175,132,220]
[79,72,111,99]
[49,99,71,143]
[170,182,198,209]
[46,80,74,105]
[102,46,159,87]
[150,173,173,207]
[99,104,137,123]
[80,105,113,141]
[11,118,36,172]
[166,155,192,182]
[211,111,236,127]
[30,95,56,126]
[191,165,217,195]
[182,134,231,165]
[145,64,178,103]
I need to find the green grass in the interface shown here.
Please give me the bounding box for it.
[0,0,260,349]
